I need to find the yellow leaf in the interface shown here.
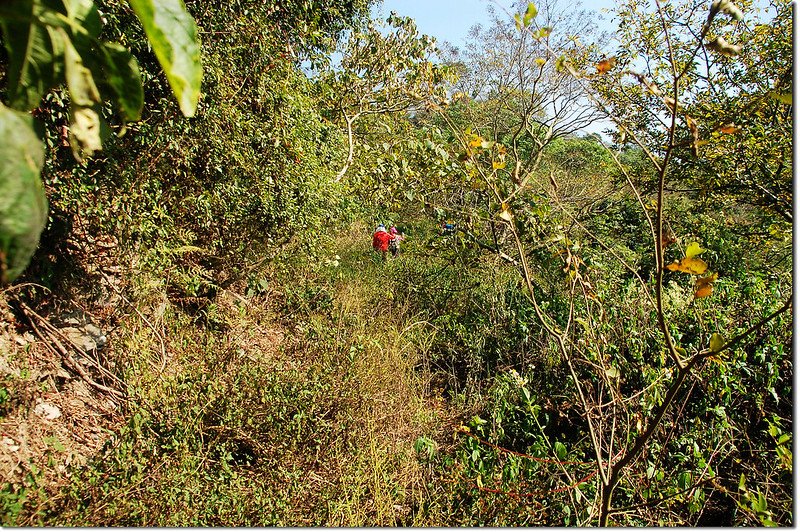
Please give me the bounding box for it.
[522,3,538,26]
[694,272,718,298]
[492,160,506,170]
[709,332,725,352]
[468,136,483,149]
[696,272,719,285]
[596,56,616,74]
[498,208,513,222]
[683,257,708,274]
[694,284,713,298]
[666,257,708,275]
[685,241,705,258]
[718,123,741,134]
[534,57,546,67]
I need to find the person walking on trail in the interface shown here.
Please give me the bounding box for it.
[372,224,391,260]
[388,226,404,258]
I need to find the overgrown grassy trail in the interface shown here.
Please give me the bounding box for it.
[12,220,451,526]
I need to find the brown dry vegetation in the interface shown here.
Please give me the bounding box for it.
[1,221,455,526]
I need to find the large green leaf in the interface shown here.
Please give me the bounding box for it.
[0,0,66,110]
[127,0,201,117]
[50,0,144,121]
[0,0,132,120]
[61,0,101,38]
[91,43,144,121]
[63,34,100,106]
[0,104,47,284]
[56,0,142,120]
[58,0,143,122]
[63,36,102,159]
[523,3,538,26]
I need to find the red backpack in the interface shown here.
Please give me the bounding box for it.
[372,230,391,251]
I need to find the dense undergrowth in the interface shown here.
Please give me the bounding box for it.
[2,211,791,526]
[0,0,792,526]
[6,221,447,526]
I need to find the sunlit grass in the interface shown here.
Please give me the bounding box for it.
[30,220,446,526]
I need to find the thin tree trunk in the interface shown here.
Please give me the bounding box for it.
[335,113,358,182]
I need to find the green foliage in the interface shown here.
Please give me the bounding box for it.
[0,0,791,527]
[25,220,440,526]
[127,0,201,116]
[1,464,45,526]
[389,250,546,400]
[17,0,367,297]
[0,104,47,283]
[317,11,452,181]
[0,0,201,283]
[391,0,793,526]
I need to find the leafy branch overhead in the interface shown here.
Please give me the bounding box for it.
[0,0,202,283]
[319,12,452,181]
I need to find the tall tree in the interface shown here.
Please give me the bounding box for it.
[439,0,606,179]
[316,13,451,181]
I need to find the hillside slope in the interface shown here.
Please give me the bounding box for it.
[1,219,457,526]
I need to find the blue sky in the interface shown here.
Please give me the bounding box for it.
[372,0,619,137]
[373,0,619,50]
[373,0,512,48]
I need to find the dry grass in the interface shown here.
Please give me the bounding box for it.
[0,220,452,526]
[274,223,449,526]
[0,294,124,526]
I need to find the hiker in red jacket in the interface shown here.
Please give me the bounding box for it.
[372,224,391,260]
